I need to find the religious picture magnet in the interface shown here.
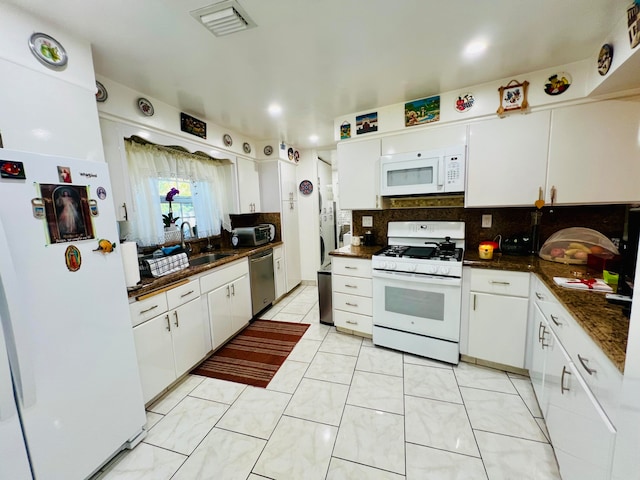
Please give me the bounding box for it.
[38,184,95,244]
[64,245,82,272]
[57,166,72,183]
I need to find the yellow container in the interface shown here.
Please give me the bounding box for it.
[479,244,494,260]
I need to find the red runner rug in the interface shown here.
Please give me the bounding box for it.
[191,320,310,388]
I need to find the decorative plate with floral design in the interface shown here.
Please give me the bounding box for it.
[96,81,108,102]
[264,145,273,156]
[299,180,313,195]
[243,142,251,154]
[137,98,154,116]
[223,134,233,147]
[29,32,67,69]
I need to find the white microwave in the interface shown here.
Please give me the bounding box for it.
[380,145,465,196]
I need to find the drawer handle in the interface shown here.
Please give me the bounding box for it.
[473,293,477,311]
[561,366,571,394]
[346,320,358,325]
[550,314,562,326]
[180,290,195,298]
[140,305,159,315]
[578,354,597,375]
[489,281,511,285]
[165,314,171,332]
[535,292,544,300]
[345,302,358,307]
[538,322,545,342]
[345,284,358,288]
[345,266,357,270]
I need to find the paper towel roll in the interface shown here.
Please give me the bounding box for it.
[121,241,140,287]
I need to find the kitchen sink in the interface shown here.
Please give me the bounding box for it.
[189,252,236,266]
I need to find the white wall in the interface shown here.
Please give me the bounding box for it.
[0,3,104,160]
[295,149,320,282]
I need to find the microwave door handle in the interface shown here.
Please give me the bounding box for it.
[437,157,445,187]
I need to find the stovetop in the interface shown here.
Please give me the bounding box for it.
[375,245,464,262]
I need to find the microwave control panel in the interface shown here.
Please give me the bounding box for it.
[445,154,464,189]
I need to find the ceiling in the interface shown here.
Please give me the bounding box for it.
[9,0,629,149]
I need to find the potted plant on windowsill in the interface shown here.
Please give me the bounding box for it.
[163,187,180,234]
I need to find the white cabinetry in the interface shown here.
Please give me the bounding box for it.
[336,138,381,210]
[131,280,206,404]
[259,160,301,293]
[200,258,252,350]
[273,245,286,300]
[547,99,640,204]
[381,124,468,155]
[466,110,550,207]
[332,257,373,336]
[236,156,261,213]
[531,277,621,480]
[467,269,530,368]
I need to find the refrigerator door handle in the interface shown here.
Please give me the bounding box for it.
[0,220,36,408]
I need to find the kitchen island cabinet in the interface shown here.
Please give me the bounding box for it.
[336,138,381,210]
[546,98,640,205]
[466,110,550,207]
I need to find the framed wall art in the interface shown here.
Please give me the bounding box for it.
[628,3,640,49]
[598,44,614,76]
[497,80,529,116]
[39,184,94,244]
[405,95,440,126]
[340,121,351,139]
[181,112,207,139]
[356,112,378,135]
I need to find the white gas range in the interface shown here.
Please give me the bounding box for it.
[371,221,465,364]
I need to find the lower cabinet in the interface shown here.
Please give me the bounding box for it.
[332,257,373,336]
[273,245,286,301]
[132,281,206,404]
[467,269,530,368]
[201,258,252,350]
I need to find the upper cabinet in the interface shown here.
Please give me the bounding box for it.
[381,124,467,155]
[236,157,261,213]
[337,138,381,210]
[547,99,640,205]
[466,111,551,208]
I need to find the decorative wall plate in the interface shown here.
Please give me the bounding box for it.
[263,145,273,156]
[243,142,251,154]
[29,32,68,69]
[598,44,614,76]
[454,93,475,113]
[294,150,300,163]
[96,81,108,102]
[544,72,571,95]
[137,97,154,116]
[299,180,313,195]
[287,147,294,160]
[223,134,233,147]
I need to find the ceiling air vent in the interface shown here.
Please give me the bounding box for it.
[190,1,257,37]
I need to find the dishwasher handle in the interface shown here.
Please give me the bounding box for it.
[250,249,273,263]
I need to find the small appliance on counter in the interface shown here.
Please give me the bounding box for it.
[231,225,270,248]
[501,233,532,255]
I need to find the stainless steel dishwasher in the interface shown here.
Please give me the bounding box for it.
[249,248,276,316]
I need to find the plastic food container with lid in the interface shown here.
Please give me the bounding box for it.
[538,227,619,265]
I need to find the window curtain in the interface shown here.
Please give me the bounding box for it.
[124,140,233,246]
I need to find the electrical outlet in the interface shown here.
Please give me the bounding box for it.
[481,214,492,228]
[362,216,373,228]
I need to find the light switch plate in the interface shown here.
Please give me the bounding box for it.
[481,214,492,228]
[362,216,373,228]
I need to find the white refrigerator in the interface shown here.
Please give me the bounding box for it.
[0,149,146,479]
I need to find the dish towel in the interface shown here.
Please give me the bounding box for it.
[553,277,613,292]
[141,253,189,278]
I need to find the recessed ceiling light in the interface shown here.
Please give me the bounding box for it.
[463,39,488,59]
[268,104,282,116]
[309,134,319,143]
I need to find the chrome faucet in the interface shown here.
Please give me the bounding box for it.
[180,221,192,255]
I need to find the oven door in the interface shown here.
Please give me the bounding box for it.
[372,270,461,341]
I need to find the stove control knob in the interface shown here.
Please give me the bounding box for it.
[427,265,438,274]
[406,264,417,272]
[439,266,450,275]
[388,262,397,270]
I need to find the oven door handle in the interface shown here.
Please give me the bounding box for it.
[372,269,461,286]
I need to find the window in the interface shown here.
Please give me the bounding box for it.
[159,179,196,235]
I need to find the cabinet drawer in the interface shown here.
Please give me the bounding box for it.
[333,292,372,316]
[333,274,372,297]
[200,258,249,293]
[166,280,201,310]
[332,257,371,279]
[470,269,530,297]
[334,310,373,335]
[129,294,168,327]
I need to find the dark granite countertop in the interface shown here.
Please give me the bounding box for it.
[128,242,283,300]
[328,246,629,373]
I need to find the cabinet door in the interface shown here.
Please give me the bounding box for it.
[207,286,233,350]
[236,157,261,213]
[273,247,286,300]
[279,161,297,202]
[337,138,381,210]
[466,110,550,207]
[133,313,176,404]
[282,200,301,292]
[548,99,640,204]
[230,274,252,333]
[467,292,528,368]
[544,328,616,480]
[171,297,207,377]
[529,305,547,404]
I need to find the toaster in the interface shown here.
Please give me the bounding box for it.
[231,225,270,247]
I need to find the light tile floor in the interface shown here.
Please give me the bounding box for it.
[94,284,562,480]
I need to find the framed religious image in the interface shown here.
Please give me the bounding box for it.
[39,184,94,244]
[497,80,529,116]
